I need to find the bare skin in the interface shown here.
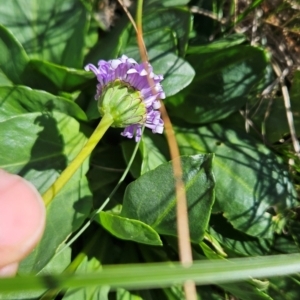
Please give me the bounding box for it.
[0,170,46,276]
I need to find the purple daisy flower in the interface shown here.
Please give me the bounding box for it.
[85,55,165,142]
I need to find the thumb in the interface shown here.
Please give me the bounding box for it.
[0,170,46,276]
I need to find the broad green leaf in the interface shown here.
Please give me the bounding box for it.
[0,112,93,272]
[0,86,87,122]
[63,256,110,300]
[97,211,162,246]
[114,8,193,97]
[166,46,270,123]
[150,50,195,97]
[208,214,271,257]
[140,134,168,175]
[142,7,192,56]
[39,245,72,275]
[0,0,89,67]
[121,155,215,242]
[0,24,29,84]
[27,59,94,92]
[19,176,92,274]
[124,28,178,60]
[123,7,191,57]
[0,72,12,86]
[176,123,297,238]
[0,23,92,93]
[0,112,90,192]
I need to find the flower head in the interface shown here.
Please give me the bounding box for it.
[85,55,165,142]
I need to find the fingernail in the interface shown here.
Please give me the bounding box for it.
[0,262,19,277]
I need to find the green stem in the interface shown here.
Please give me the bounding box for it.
[40,231,102,300]
[52,126,145,258]
[42,114,114,207]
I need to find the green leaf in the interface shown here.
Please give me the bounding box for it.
[121,155,215,243]
[121,6,191,57]
[115,288,143,300]
[145,0,191,8]
[27,59,94,92]
[20,176,92,274]
[187,34,247,54]
[166,46,270,123]
[175,123,297,238]
[97,211,162,246]
[0,112,89,191]
[208,214,272,257]
[0,23,92,93]
[121,7,194,96]
[142,7,192,56]
[0,86,87,122]
[0,112,93,272]
[0,72,12,86]
[139,134,168,175]
[0,24,29,84]
[124,28,178,59]
[151,50,195,97]
[63,256,110,300]
[39,245,72,275]
[0,0,90,67]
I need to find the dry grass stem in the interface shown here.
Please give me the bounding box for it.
[190,6,227,24]
[118,1,197,299]
[272,62,300,157]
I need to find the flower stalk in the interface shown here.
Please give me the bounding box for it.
[42,113,114,207]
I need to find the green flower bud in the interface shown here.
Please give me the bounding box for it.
[97,80,147,128]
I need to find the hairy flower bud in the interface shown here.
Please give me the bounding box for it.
[98,80,147,128]
[85,55,165,142]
